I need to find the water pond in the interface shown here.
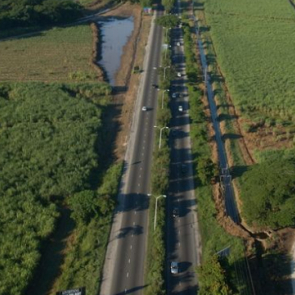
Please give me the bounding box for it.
[97,16,134,86]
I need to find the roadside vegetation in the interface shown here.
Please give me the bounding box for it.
[145,11,175,295]
[0,82,121,295]
[194,0,295,293]
[197,255,235,295]
[240,157,295,229]
[52,162,122,294]
[0,24,98,82]
[181,8,252,294]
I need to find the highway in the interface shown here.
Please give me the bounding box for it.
[166,1,201,294]
[100,9,164,295]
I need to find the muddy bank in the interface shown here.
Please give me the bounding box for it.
[90,22,106,81]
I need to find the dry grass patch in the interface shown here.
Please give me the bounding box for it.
[0,24,98,82]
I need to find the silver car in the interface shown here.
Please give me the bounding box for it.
[171,262,179,274]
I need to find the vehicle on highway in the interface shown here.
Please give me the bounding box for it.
[181,164,187,174]
[173,208,179,217]
[177,72,182,77]
[177,42,181,46]
[172,92,177,98]
[178,105,183,112]
[142,106,147,111]
[152,84,158,89]
[171,262,179,274]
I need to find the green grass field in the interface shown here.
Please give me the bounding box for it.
[204,0,295,125]
[0,24,97,82]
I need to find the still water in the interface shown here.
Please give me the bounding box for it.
[98,17,134,85]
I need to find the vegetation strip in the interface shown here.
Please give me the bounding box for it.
[178,3,255,294]
[144,13,175,295]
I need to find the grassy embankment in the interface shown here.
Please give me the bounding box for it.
[180,4,253,294]
[0,22,122,295]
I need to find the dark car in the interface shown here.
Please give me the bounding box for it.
[181,164,187,173]
[152,84,158,89]
[173,208,179,218]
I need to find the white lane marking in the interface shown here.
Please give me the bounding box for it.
[142,153,144,156]
[127,272,129,278]
[129,259,131,264]
[133,222,135,226]
[130,245,133,250]
[139,174,141,178]
[140,167,142,170]
[132,234,134,237]
[138,183,140,187]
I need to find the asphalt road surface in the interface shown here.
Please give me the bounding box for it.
[100,10,164,295]
[166,3,201,294]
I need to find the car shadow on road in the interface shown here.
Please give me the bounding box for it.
[114,284,148,295]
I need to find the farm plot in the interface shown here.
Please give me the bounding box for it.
[204,0,295,125]
[0,24,97,82]
[0,82,111,295]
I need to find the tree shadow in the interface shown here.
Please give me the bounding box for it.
[25,207,75,295]
[217,113,238,122]
[231,165,248,179]
[222,133,243,141]
[247,249,293,295]
[116,225,143,239]
[114,284,148,295]
[193,2,204,10]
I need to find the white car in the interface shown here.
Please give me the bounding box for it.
[177,72,182,77]
[178,105,183,112]
[172,93,177,98]
[142,106,147,111]
[171,262,179,274]
[177,42,181,46]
